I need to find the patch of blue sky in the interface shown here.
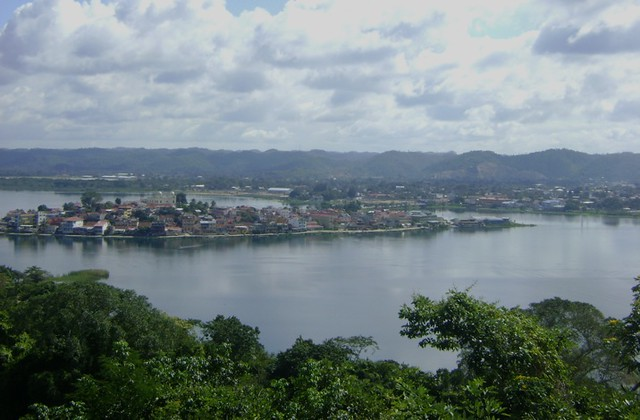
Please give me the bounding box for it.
[469,14,539,39]
[225,0,287,16]
[0,0,289,27]
[0,0,30,27]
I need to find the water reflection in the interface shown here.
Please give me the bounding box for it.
[602,216,620,226]
[561,214,582,222]
[88,229,446,256]
[10,235,45,251]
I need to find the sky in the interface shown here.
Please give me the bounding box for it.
[0,0,639,154]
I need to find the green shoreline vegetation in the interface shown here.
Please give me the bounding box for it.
[2,265,640,418]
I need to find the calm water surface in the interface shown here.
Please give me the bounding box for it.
[1,190,639,370]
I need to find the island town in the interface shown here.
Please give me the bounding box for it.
[0,190,521,237]
[4,175,640,238]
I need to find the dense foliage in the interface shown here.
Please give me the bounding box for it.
[1,266,639,418]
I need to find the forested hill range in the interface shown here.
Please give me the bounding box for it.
[1,148,639,184]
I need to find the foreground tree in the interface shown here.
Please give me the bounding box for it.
[524,297,624,386]
[271,336,377,379]
[398,289,634,417]
[201,315,270,377]
[0,278,199,417]
[612,276,640,391]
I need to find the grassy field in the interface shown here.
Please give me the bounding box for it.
[55,269,109,283]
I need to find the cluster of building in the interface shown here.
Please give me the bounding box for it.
[1,192,448,237]
[407,183,640,214]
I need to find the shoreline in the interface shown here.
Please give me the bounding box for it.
[0,225,442,240]
[0,222,537,240]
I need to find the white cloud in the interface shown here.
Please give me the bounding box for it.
[0,0,639,153]
[241,126,290,139]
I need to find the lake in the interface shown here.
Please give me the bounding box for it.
[1,190,639,371]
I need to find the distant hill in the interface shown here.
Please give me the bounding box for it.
[0,148,638,183]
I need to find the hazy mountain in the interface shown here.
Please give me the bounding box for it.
[0,148,638,183]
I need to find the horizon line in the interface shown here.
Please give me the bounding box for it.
[0,147,635,156]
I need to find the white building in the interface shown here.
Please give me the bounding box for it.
[267,187,292,195]
[145,191,176,206]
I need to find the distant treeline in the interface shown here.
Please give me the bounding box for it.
[2,265,640,418]
[1,148,640,183]
[0,176,236,193]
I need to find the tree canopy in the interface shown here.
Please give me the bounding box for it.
[399,290,573,416]
[80,190,103,211]
[1,265,640,418]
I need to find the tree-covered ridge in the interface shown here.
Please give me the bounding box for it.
[1,148,640,182]
[1,266,639,418]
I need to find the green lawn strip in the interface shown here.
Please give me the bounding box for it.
[54,269,110,283]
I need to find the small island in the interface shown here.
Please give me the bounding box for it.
[0,190,525,238]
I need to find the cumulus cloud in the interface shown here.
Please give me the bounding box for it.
[0,0,639,153]
[533,1,640,54]
[242,126,290,139]
[534,22,640,55]
[612,100,640,121]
